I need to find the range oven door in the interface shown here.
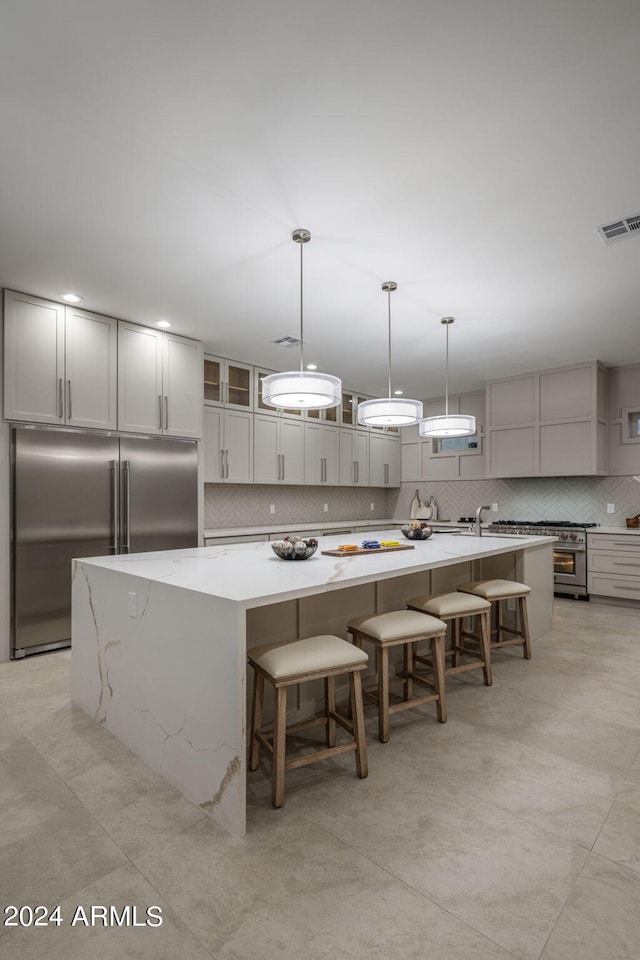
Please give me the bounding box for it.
[553,544,587,596]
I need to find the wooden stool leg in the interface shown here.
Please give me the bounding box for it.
[431,634,447,723]
[378,645,390,743]
[479,610,493,685]
[495,598,503,645]
[249,672,264,771]
[272,685,287,808]
[404,640,414,701]
[451,618,460,668]
[350,671,368,779]
[519,596,532,659]
[325,676,336,747]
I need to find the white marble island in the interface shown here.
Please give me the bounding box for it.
[71,529,555,837]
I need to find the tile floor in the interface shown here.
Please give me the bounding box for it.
[1,598,640,959]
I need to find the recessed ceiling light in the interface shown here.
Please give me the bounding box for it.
[61,292,83,303]
[156,320,171,328]
[306,363,318,370]
[394,389,404,395]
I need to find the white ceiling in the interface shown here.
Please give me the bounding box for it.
[1,0,640,400]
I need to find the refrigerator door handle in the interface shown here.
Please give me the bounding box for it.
[110,460,119,553]
[123,460,131,553]
[58,379,64,419]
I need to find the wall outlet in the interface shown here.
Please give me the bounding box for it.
[269,504,276,514]
[128,591,137,618]
[370,502,375,511]
[491,503,498,511]
[607,503,615,514]
[323,503,329,512]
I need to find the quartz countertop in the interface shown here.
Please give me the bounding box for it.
[77,528,556,609]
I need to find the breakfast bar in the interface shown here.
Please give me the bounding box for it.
[71,530,555,837]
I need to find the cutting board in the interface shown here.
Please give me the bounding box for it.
[321,544,415,557]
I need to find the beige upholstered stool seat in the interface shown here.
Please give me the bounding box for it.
[406,592,492,686]
[347,610,448,743]
[457,579,532,659]
[457,579,531,601]
[248,635,369,808]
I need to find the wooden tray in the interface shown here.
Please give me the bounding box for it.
[321,544,415,557]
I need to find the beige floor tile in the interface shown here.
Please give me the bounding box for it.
[0,741,127,908]
[539,853,640,960]
[135,816,516,960]
[592,785,640,873]
[0,863,213,960]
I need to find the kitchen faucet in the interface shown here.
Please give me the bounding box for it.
[474,505,491,536]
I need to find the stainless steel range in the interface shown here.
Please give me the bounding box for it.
[487,521,599,598]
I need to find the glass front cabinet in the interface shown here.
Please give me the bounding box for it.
[204,355,253,409]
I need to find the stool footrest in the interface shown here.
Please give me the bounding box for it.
[285,740,358,772]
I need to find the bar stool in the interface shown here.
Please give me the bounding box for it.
[347,610,447,743]
[248,635,369,808]
[457,579,532,659]
[406,592,493,686]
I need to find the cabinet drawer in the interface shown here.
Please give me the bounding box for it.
[588,572,640,600]
[205,534,269,545]
[588,551,640,575]
[587,534,640,553]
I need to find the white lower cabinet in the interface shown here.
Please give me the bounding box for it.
[369,433,400,487]
[339,429,369,485]
[203,408,253,483]
[587,532,640,601]
[253,415,304,484]
[304,422,339,485]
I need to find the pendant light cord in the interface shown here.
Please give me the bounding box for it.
[444,318,449,417]
[299,238,304,373]
[387,285,392,399]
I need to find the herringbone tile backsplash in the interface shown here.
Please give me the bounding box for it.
[204,475,640,529]
[389,475,640,526]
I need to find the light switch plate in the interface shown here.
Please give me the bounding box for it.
[128,592,137,618]
[607,503,615,514]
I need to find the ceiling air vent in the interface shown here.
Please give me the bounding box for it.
[596,212,640,245]
[272,335,303,347]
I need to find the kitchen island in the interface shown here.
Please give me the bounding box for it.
[71,529,555,836]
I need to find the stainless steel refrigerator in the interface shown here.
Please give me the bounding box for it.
[11,426,198,657]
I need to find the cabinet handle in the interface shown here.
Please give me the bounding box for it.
[277,453,282,481]
[384,463,389,485]
[66,380,72,419]
[355,460,359,483]
[225,450,229,478]
[613,561,640,567]
[281,453,285,481]
[220,449,225,479]
[614,584,640,591]
[158,395,163,429]
[164,396,169,430]
[321,457,326,482]
[58,379,63,418]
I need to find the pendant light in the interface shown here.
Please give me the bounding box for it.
[262,229,342,410]
[357,282,423,427]
[419,317,476,437]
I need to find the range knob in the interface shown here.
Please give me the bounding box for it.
[560,532,569,540]
[569,532,577,541]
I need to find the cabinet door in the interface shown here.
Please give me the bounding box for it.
[304,422,324,484]
[386,437,400,486]
[369,433,387,487]
[163,333,202,439]
[323,425,340,485]
[280,417,305,484]
[224,410,253,483]
[118,322,164,434]
[64,307,117,429]
[354,430,370,485]
[203,407,224,482]
[4,290,64,423]
[253,415,280,483]
[339,430,355,484]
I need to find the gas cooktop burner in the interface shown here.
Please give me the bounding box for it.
[491,520,598,528]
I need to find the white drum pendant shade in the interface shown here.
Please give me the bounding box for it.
[263,228,342,411]
[262,370,342,409]
[419,413,476,437]
[358,396,423,427]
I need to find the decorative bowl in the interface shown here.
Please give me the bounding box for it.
[271,536,319,560]
[400,523,433,541]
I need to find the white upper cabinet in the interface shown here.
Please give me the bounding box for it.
[304,422,340,484]
[253,414,304,484]
[203,407,253,483]
[339,428,369,485]
[204,356,253,409]
[369,432,400,487]
[118,322,202,438]
[486,361,607,477]
[4,290,117,429]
